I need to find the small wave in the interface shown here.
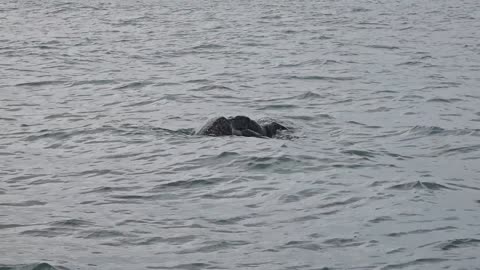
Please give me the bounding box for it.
[79,229,126,239]
[382,151,413,159]
[96,197,160,205]
[113,81,152,90]
[191,43,225,50]
[259,104,298,110]
[317,197,363,209]
[259,15,281,20]
[281,29,297,34]
[177,240,249,254]
[15,80,68,87]
[238,42,272,47]
[6,102,39,108]
[279,188,324,203]
[323,59,339,65]
[399,94,424,101]
[23,126,133,143]
[387,226,456,237]
[242,155,305,171]
[296,91,323,99]
[151,178,220,191]
[358,22,389,26]
[21,227,75,237]
[287,75,358,81]
[121,98,162,107]
[421,82,462,90]
[345,120,380,129]
[216,151,240,158]
[434,144,480,156]
[209,94,239,100]
[330,98,353,104]
[315,113,334,120]
[174,128,196,135]
[312,35,333,40]
[323,237,363,248]
[386,248,407,254]
[23,130,73,141]
[184,79,212,84]
[388,181,453,190]
[352,7,370,12]
[368,216,394,224]
[49,219,94,227]
[396,61,423,66]
[81,186,139,194]
[112,235,196,246]
[437,238,480,250]
[0,263,61,270]
[427,98,462,103]
[347,120,366,126]
[0,200,47,207]
[374,90,398,94]
[275,59,329,68]
[342,149,377,158]
[100,152,142,159]
[447,183,480,191]
[207,216,246,225]
[381,258,448,269]
[418,55,434,60]
[73,169,123,177]
[158,93,185,101]
[331,163,394,169]
[404,126,445,136]
[109,195,149,200]
[466,94,480,100]
[280,240,322,251]
[8,174,47,183]
[44,113,83,119]
[69,79,115,86]
[402,126,480,138]
[152,81,179,86]
[0,117,16,121]
[366,106,391,112]
[365,44,400,50]
[254,91,330,102]
[285,115,318,121]
[189,85,233,92]
[148,263,213,270]
[102,101,123,107]
[0,223,28,230]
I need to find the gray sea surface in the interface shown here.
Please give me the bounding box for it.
[1,0,480,269]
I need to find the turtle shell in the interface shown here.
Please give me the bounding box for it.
[196,117,233,136]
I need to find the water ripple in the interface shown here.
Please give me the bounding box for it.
[381,258,448,270]
[0,263,62,270]
[2,0,479,269]
[437,238,480,250]
[388,181,453,191]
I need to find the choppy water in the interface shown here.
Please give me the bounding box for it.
[1,0,480,269]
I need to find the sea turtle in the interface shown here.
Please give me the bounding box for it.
[196,115,287,138]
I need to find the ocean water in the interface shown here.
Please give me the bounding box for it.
[1,0,480,269]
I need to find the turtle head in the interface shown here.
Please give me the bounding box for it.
[229,115,252,130]
[262,122,287,138]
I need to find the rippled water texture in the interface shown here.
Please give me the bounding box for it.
[1,0,480,269]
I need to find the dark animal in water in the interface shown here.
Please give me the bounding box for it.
[196,116,287,138]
